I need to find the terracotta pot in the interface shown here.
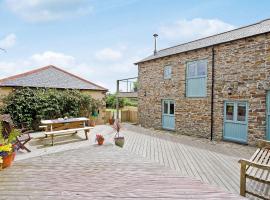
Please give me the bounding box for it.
[115,137,125,148]
[109,118,115,125]
[97,139,104,145]
[3,153,14,168]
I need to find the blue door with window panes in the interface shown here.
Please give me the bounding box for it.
[162,100,175,130]
[223,101,248,143]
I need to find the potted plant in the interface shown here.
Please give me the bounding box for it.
[0,143,16,168]
[95,134,104,145]
[89,115,97,126]
[113,119,124,147]
[0,118,20,169]
[109,113,115,125]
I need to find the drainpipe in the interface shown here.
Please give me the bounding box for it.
[210,47,215,141]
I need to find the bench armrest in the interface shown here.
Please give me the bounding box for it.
[239,159,270,171]
[257,139,270,148]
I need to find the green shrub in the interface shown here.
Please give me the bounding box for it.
[0,88,101,130]
[105,93,137,108]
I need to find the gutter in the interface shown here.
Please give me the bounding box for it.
[210,47,215,141]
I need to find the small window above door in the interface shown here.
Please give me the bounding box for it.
[164,65,172,79]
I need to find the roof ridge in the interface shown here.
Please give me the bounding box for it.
[156,18,270,53]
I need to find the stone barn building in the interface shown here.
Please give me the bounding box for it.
[135,19,270,145]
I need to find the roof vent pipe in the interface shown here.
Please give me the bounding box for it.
[153,33,158,55]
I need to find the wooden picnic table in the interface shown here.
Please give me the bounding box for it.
[40,117,92,145]
[41,117,89,131]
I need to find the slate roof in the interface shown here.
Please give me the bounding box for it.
[0,65,108,91]
[135,18,270,64]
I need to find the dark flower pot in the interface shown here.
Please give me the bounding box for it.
[114,137,125,148]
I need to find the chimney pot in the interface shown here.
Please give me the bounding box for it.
[153,34,158,55]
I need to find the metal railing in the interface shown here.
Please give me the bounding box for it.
[117,77,138,93]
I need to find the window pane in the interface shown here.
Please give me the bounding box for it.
[226,104,234,120]
[164,66,172,79]
[237,104,246,122]
[170,102,174,115]
[188,63,196,77]
[197,61,207,76]
[163,101,168,114]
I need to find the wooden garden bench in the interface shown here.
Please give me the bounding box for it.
[44,126,93,146]
[239,139,270,199]
[1,114,33,152]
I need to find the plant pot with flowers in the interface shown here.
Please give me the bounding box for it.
[0,116,20,169]
[113,119,124,148]
[96,134,104,145]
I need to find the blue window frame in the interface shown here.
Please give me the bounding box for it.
[186,59,207,97]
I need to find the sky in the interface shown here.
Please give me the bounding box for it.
[0,0,269,92]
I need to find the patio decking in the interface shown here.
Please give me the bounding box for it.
[1,124,262,199]
[0,144,245,199]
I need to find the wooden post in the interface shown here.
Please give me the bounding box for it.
[51,135,54,146]
[240,162,246,196]
[116,80,120,119]
[85,130,89,140]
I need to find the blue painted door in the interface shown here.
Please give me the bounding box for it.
[162,100,175,130]
[267,91,270,140]
[223,101,248,143]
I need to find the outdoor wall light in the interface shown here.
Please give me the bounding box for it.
[228,87,233,95]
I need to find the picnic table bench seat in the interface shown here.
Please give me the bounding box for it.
[239,139,270,199]
[44,126,93,146]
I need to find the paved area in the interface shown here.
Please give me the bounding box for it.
[1,144,245,199]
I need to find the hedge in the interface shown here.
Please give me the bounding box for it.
[0,88,101,130]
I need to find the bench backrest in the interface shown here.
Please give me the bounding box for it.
[0,114,14,140]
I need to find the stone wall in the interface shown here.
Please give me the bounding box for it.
[138,33,270,145]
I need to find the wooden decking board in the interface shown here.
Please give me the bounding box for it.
[185,144,218,185]
[190,146,233,192]
[122,128,256,195]
[206,150,240,192]
[0,145,245,199]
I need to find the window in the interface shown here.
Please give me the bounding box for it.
[226,103,234,121]
[237,103,246,122]
[163,101,168,114]
[186,59,207,97]
[225,102,247,122]
[163,100,175,115]
[164,65,172,79]
[169,101,174,115]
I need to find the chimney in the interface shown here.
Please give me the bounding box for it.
[153,33,158,55]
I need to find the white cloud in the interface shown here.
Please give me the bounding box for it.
[159,18,235,42]
[30,51,76,67]
[5,0,92,22]
[95,48,123,62]
[0,33,16,49]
